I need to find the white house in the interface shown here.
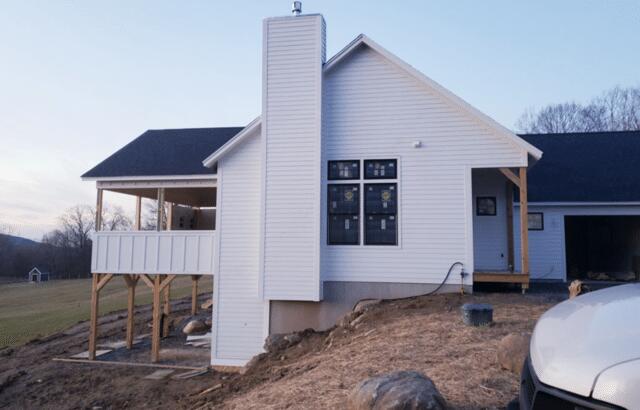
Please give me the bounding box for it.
[28,267,50,283]
[82,5,548,366]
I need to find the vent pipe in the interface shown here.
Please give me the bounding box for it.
[292,1,302,16]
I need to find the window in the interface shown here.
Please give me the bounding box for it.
[328,160,360,180]
[327,159,399,246]
[364,159,397,179]
[476,197,497,216]
[327,184,360,245]
[365,183,397,245]
[528,212,544,231]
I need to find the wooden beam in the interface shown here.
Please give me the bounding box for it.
[139,274,154,290]
[151,275,162,363]
[473,271,529,284]
[160,274,176,292]
[167,203,173,231]
[96,273,114,291]
[191,275,201,316]
[506,181,515,271]
[134,196,142,230]
[88,273,100,360]
[157,188,165,232]
[52,357,205,371]
[519,167,530,279]
[123,275,138,349]
[499,168,521,188]
[162,275,172,338]
[95,189,104,231]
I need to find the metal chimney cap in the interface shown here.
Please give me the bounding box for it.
[292,1,302,15]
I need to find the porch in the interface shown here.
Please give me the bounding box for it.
[472,167,530,291]
[88,177,217,363]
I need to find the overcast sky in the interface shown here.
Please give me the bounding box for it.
[1,0,638,240]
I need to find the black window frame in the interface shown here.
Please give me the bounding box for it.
[476,196,497,216]
[327,183,360,245]
[364,159,397,180]
[328,160,360,181]
[528,212,544,231]
[364,182,398,246]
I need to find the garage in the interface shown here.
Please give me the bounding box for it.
[565,215,640,281]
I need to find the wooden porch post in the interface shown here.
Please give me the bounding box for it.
[519,167,530,291]
[506,181,515,271]
[191,275,201,316]
[88,273,100,360]
[95,188,103,231]
[123,275,139,349]
[157,188,165,231]
[134,196,142,230]
[151,274,162,363]
[162,276,171,338]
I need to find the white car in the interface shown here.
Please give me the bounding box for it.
[520,283,640,410]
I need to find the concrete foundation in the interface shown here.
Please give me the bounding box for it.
[269,281,471,334]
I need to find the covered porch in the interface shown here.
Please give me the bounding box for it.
[89,176,217,363]
[472,167,530,292]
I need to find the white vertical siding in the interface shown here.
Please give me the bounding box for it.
[514,204,640,281]
[212,130,268,366]
[322,45,526,284]
[261,15,325,301]
[472,169,509,271]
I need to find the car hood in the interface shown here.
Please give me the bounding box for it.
[530,284,640,398]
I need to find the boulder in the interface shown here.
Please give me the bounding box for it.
[353,299,381,314]
[283,333,301,345]
[347,371,448,410]
[497,333,530,373]
[568,280,586,299]
[204,318,212,328]
[263,333,288,352]
[182,320,208,335]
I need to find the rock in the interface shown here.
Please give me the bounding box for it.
[182,320,207,335]
[284,333,301,345]
[497,333,530,373]
[337,311,360,328]
[568,280,588,299]
[263,333,288,352]
[461,303,493,326]
[244,352,266,370]
[347,371,447,410]
[350,314,366,327]
[201,299,213,310]
[353,299,381,314]
[204,318,212,328]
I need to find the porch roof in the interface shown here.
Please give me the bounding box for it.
[82,127,242,180]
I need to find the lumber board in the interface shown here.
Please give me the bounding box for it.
[473,271,530,284]
[499,167,520,188]
[52,358,205,371]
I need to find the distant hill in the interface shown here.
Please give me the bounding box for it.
[0,234,39,247]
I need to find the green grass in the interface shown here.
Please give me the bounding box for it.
[0,276,213,349]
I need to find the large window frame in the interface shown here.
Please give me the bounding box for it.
[326,158,400,247]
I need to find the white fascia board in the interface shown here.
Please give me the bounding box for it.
[82,174,216,182]
[202,117,262,168]
[325,34,543,161]
[516,201,640,207]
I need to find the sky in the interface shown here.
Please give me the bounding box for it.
[0,0,638,240]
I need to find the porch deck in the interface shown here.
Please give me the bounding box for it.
[474,270,530,292]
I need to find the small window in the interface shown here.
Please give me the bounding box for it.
[476,197,497,216]
[364,159,397,179]
[364,183,397,245]
[528,212,544,231]
[328,160,360,180]
[327,184,360,245]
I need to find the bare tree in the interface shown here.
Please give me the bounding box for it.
[101,205,133,231]
[517,85,640,133]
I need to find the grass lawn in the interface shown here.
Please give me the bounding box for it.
[0,275,213,349]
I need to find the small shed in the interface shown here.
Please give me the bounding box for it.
[28,267,50,283]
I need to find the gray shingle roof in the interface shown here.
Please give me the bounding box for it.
[81,127,243,179]
[520,131,640,202]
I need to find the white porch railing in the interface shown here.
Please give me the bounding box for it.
[91,230,216,275]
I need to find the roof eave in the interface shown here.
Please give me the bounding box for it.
[202,116,262,168]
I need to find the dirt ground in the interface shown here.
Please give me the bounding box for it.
[0,291,564,410]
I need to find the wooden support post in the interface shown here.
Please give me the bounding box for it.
[156,188,165,231]
[506,181,515,271]
[151,275,162,363]
[167,203,173,231]
[519,167,530,293]
[88,273,100,360]
[162,276,171,338]
[191,275,201,316]
[95,189,104,231]
[123,275,139,349]
[134,196,142,230]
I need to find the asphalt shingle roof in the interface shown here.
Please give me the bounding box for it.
[520,131,640,202]
[81,127,242,178]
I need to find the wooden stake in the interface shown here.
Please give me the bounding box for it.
[506,181,515,271]
[88,273,100,360]
[134,196,142,230]
[123,275,139,349]
[519,167,530,292]
[95,189,104,231]
[151,275,162,363]
[191,275,201,316]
